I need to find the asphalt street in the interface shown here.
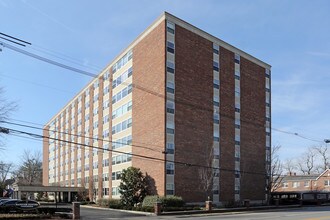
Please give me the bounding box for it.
[81,206,330,220]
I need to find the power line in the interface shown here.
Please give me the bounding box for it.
[0,120,163,153]
[0,32,31,45]
[0,41,97,78]
[272,128,324,144]
[0,125,268,176]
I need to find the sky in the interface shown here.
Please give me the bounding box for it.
[0,0,330,166]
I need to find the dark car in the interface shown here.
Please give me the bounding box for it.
[0,199,22,213]
[16,200,40,212]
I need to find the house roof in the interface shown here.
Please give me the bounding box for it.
[282,175,319,181]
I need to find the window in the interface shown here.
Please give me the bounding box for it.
[235,54,240,64]
[112,187,120,196]
[166,162,174,175]
[304,181,310,187]
[325,180,330,186]
[213,79,220,89]
[166,121,175,134]
[167,41,175,53]
[235,86,240,97]
[166,82,175,94]
[235,119,240,129]
[103,71,110,80]
[213,130,219,142]
[292,181,300,188]
[167,61,175,74]
[167,21,175,34]
[166,101,175,114]
[213,185,219,194]
[235,170,240,178]
[103,188,109,196]
[103,85,109,94]
[213,44,219,55]
[102,173,109,181]
[103,99,110,110]
[166,143,175,154]
[103,115,110,124]
[213,61,219,71]
[213,113,219,124]
[166,184,174,195]
[213,95,219,107]
[101,158,109,167]
[235,103,240,113]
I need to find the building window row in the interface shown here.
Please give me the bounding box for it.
[112,118,132,135]
[112,101,132,119]
[112,67,133,89]
[112,153,132,165]
[112,84,132,104]
[112,135,132,149]
[112,50,133,74]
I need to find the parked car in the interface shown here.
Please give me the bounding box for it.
[0,199,22,213]
[16,200,40,212]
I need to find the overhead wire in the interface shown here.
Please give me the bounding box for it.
[0,125,268,176]
[0,120,164,153]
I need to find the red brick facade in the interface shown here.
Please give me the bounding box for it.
[132,20,167,196]
[43,12,270,204]
[174,25,213,202]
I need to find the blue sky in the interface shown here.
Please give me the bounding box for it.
[0,0,329,165]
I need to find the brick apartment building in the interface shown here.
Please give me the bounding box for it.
[43,12,271,204]
[274,169,330,193]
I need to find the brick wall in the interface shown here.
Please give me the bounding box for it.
[240,57,266,200]
[219,47,235,202]
[132,20,166,196]
[174,25,213,202]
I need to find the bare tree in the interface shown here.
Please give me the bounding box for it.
[282,158,297,175]
[198,145,214,200]
[0,87,17,149]
[297,147,316,175]
[313,145,329,172]
[14,150,42,185]
[269,145,283,192]
[0,161,14,190]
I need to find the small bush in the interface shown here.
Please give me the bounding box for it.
[142,195,159,207]
[162,196,185,208]
[142,195,185,209]
[108,199,122,209]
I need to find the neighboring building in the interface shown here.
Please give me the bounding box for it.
[275,169,330,192]
[43,12,271,204]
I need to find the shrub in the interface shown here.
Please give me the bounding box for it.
[142,195,159,207]
[162,196,185,208]
[142,195,185,209]
[108,199,122,209]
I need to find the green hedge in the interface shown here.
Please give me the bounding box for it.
[142,195,185,208]
[96,198,121,209]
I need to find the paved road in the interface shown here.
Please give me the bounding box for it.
[81,206,330,220]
